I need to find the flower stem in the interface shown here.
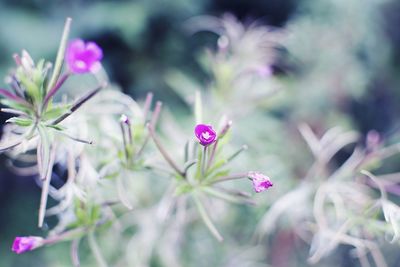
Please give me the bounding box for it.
[192,193,223,242]
[142,92,153,124]
[135,101,162,159]
[71,238,81,267]
[88,231,108,267]
[207,140,218,171]
[210,172,249,184]
[227,145,248,162]
[148,124,184,177]
[38,143,57,228]
[42,72,70,110]
[202,146,207,178]
[46,17,72,94]
[52,83,106,125]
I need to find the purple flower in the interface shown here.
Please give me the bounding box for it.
[195,124,217,146]
[12,236,44,254]
[248,171,273,193]
[66,39,103,74]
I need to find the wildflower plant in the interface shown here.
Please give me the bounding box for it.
[0,17,273,266]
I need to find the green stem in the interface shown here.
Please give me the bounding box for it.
[192,193,223,242]
[209,172,248,185]
[46,18,72,94]
[148,124,184,177]
[88,231,108,267]
[201,146,207,178]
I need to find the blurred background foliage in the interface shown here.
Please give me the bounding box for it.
[1,0,400,266]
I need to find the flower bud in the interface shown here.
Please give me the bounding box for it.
[12,236,44,254]
[195,124,217,146]
[248,171,273,193]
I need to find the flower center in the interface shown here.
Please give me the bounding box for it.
[75,60,87,69]
[202,131,211,140]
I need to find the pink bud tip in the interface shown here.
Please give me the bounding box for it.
[12,236,44,254]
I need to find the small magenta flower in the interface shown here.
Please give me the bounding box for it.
[12,236,44,254]
[248,171,273,193]
[66,39,103,74]
[195,124,217,146]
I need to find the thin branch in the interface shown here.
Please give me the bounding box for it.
[147,124,184,177]
[43,73,70,109]
[142,92,153,124]
[210,172,248,184]
[52,83,106,125]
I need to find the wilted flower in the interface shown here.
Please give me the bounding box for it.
[195,124,217,146]
[248,171,273,193]
[66,39,103,74]
[12,236,44,254]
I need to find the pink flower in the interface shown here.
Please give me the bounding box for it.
[12,236,44,254]
[66,39,103,74]
[248,171,273,193]
[255,65,272,77]
[195,124,217,146]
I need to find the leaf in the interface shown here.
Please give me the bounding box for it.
[37,125,51,180]
[38,143,56,228]
[0,137,23,152]
[174,183,193,196]
[6,117,33,127]
[19,75,41,102]
[117,172,133,210]
[46,124,66,131]
[192,193,224,242]
[0,99,32,114]
[43,105,70,120]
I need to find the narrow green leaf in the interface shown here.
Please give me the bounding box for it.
[37,125,51,180]
[192,193,223,242]
[0,99,32,114]
[38,143,56,228]
[88,231,108,267]
[43,105,70,120]
[117,172,133,210]
[46,18,72,94]
[6,117,33,127]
